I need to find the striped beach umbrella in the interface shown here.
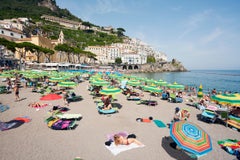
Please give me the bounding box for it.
[58,81,77,87]
[127,80,141,87]
[168,82,185,90]
[91,80,110,86]
[197,84,203,98]
[211,93,240,107]
[142,85,163,93]
[99,86,122,95]
[170,121,212,156]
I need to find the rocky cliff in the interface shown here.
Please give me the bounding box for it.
[125,59,187,73]
[38,0,58,11]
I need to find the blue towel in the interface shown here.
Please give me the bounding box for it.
[153,120,166,128]
[0,105,9,113]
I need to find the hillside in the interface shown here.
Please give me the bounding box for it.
[0,0,80,21]
[0,0,124,48]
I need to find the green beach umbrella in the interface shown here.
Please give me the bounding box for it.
[197,84,203,98]
[58,81,77,87]
[99,86,122,95]
[211,93,240,107]
[91,80,110,86]
[168,82,185,90]
[127,80,141,87]
[49,77,66,82]
[142,85,163,93]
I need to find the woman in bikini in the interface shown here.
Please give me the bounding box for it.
[113,134,143,146]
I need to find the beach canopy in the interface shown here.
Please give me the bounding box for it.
[99,86,122,95]
[211,93,240,107]
[58,81,77,87]
[168,82,185,90]
[40,94,62,101]
[142,85,163,93]
[170,121,212,156]
[127,80,141,87]
[197,84,203,98]
[90,80,110,86]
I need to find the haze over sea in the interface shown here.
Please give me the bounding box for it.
[132,70,240,93]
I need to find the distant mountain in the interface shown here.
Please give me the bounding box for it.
[0,0,81,21]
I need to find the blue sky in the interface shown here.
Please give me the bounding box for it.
[56,0,240,70]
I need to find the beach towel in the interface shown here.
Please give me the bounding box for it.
[56,113,82,120]
[0,105,9,113]
[14,116,31,123]
[153,120,167,128]
[105,142,145,156]
[218,139,240,159]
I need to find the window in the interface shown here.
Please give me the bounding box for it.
[1,30,4,34]
[10,33,14,36]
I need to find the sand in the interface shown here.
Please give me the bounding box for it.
[0,80,239,160]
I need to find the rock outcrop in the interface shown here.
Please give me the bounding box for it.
[38,0,58,11]
[125,59,187,73]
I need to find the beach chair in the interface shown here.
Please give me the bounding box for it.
[200,109,217,123]
[0,86,7,94]
[67,95,82,102]
[227,114,240,131]
[137,100,158,106]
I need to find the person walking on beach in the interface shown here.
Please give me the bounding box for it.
[62,90,69,106]
[14,84,20,101]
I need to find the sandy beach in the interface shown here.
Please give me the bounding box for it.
[0,79,239,160]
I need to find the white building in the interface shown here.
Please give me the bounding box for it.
[121,51,146,64]
[0,27,27,40]
[85,46,107,64]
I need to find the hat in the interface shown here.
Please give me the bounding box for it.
[175,107,180,112]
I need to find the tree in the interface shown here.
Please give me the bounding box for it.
[116,28,126,37]
[115,57,122,64]
[147,55,156,63]
[0,38,17,52]
[16,42,37,60]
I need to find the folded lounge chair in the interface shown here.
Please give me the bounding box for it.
[137,100,158,106]
[67,95,82,102]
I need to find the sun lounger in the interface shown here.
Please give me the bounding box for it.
[127,97,141,101]
[200,109,217,123]
[137,100,158,106]
[67,95,82,102]
[227,115,240,130]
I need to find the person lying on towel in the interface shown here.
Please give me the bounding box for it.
[113,134,143,146]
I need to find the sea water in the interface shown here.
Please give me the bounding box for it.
[131,70,240,94]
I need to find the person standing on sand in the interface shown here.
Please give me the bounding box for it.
[14,84,20,101]
[62,90,69,106]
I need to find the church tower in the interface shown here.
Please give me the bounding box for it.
[58,30,64,44]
